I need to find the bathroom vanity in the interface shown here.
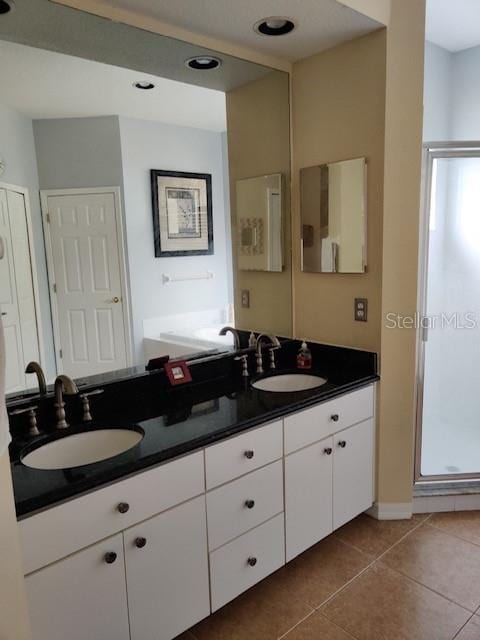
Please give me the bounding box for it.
[9,340,377,640]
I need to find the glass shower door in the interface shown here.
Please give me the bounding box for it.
[419,145,480,478]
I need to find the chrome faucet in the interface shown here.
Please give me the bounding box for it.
[219,326,241,350]
[54,375,79,429]
[255,334,281,374]
[25,361,47,395]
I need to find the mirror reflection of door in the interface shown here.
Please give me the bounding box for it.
[0,186,42,393]
[42,189,130,379]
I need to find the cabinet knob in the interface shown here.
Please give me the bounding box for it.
[330,414,339,422]
[323,447,333,455]
[244,450,254,459]
[135,537,147,549]
[104,551,117,564]
[117,502,130,514]
[338,440,347,448]
[245,499,255,509]
[247,557,257,567]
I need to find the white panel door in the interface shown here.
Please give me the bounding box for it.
[26,533,130,640]
[0,188,41,392]
[333,419,374,529]
[285,436,334,561]
[45,191,127,377]
[124,496,210,640]
[7,190,40,367]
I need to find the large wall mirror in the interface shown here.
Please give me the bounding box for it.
[300,158,366,274]
[0,0,292,396]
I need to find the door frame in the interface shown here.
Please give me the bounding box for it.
[0,181,47,375]
[415,141,480,482]
[40,187,133,374]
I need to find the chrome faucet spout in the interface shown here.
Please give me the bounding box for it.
[54,375,79,429]
[25,361,47,395]
[219,326,241,350]
[255,334,281,374]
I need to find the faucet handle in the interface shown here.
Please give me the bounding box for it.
[234,354,249,378]
[268,347,280,370]
[10,405,40,436]
[79,389,104,422]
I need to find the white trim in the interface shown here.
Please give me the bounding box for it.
[367,502,413,520]
[40,187,133,374]
[0,181,47,372]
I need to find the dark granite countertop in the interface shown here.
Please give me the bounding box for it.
[10,341,378,519]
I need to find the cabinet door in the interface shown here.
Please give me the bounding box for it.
[25,533,129,640]
[285,436,333,562]
[333,418,374,529]
[125,495,210,640]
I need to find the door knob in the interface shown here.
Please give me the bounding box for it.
[323,447,333,455]
[244,450,254,459]
[134,537,147,549]
[330,414,339,422]
[247,557,257,567]
[338,440,347,448]
[117,502,130,514]
[245,499,255,509]
[111,296,120,304]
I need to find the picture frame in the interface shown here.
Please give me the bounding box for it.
[151,169,214,257]
[164,360,192,386]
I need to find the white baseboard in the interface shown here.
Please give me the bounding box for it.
[367,502,413,520]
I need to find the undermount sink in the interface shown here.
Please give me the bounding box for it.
[252,373,327,393]
[21,428,144,470]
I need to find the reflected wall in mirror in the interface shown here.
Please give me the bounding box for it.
[0,0,292,396]
[300,158,366,273]
[236,173,283,273]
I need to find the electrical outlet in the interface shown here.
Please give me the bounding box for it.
[354,298,368,322]
[241,289,250,308]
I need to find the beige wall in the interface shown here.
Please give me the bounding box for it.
[226,71,293,337]
[0,452,31,640]
[377,0,425,505]
[292,30,387,353]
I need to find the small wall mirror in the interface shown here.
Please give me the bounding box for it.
[300,158,366,273]
[236,173,283,273]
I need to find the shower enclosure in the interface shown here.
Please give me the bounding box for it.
[416,142,480,480]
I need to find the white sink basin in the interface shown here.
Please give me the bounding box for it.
[252,373,327,393]
[21,428,144,470]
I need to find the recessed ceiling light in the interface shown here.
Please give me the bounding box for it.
[254,17,295,36]
[133,81,155,90]
[0,0,14,15]
[185,56,222,71]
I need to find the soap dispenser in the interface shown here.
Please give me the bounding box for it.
[297,341,312,370]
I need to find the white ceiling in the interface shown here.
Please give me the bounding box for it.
[90,0,381,62]
[426,0,480,53]
[0,41,227,131]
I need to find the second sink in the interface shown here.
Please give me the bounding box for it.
[252,373,327,393]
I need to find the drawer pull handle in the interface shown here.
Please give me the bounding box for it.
[245,499,255,509]
[323,447,333,455]
[104,551,117,564]
[338,440,347,448]
[135,537,147,549]
[330,414,339,422]
[244,450,255,459]
[117,502,130,514]
[247,557,257,567]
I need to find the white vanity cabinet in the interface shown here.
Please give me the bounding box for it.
[20,384,375,640]
[124,495,210,640]
[284,386,374,561]
[25,533,130,640]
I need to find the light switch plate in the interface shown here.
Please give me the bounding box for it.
[241,289,250,308]
[354,298,368,322]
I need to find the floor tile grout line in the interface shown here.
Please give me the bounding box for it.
[426,519,480,549]
[452,611,478,639]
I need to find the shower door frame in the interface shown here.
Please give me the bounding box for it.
[415,141,480,482]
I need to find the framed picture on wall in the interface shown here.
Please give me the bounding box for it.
[151,169,214,257]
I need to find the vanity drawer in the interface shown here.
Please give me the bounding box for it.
[284,385,374,454]
[209,513,285,611]
[205,420,283,490]
[20,450,204,574]
[206,460,284,551]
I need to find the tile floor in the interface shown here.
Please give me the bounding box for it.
[178,510,480,640]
